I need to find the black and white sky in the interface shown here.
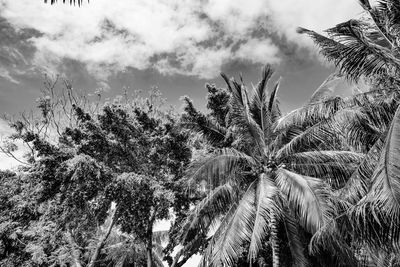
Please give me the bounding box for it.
[0,0,364,169]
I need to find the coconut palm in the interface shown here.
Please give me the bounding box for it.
[169,66,364,267]
[295,0,400,263]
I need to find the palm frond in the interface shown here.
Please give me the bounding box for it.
[276,168,332,233]
[179,182,239,245]
[181,97,227,146]
[282,150,363,167]
[299,19,400,82]
[210,181,257,266]
[309,223,359,267]
[308,73,341,105]
[283,209,308,267]
[223,76,266,158]
[249,65,274,142]
[197,183,254,267]
[274,120,341,160]
[337,132,387,204]
[276,96,344,132]
[185,148,255,189]
[351,105,400,250]
[248,174,279,262]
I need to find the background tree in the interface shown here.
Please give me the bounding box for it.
[0,80,191,267]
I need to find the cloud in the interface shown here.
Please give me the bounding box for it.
[0,119,26,170]
[264,0,363,48]
[0,67,19,84]
[0,0,364,81]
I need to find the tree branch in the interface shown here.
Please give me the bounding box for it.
[66,230,83,267]
[87,206,119,267]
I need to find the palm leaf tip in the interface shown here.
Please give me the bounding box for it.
[296,27,310,34]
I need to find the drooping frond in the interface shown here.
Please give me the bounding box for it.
[309,220,359,267]
[199,204,237,267]
[248,174,279,262]
[351,105,400,250]
[276,168,332,233]
[282,209,308,267]
[208,182,257,266]
[336,132,387,204]
[172,183,240,266]
[179,182,238,244]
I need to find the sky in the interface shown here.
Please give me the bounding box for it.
[0,0,364,160]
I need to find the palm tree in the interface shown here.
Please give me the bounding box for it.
[169,66,364,267]
[293,0,400,263]
[297,0,400,84]
[294,2,400,264]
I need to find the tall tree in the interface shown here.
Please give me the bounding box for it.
[168,66,363,267]
[296,1,400,264]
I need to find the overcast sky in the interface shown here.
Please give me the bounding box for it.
[0,0,365,169]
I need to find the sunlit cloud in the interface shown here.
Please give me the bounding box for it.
[0,0,363,83]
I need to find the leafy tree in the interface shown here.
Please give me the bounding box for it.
[0,83,191,267]
[168,66,363,267]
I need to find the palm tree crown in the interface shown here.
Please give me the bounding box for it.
[170,66,365,267]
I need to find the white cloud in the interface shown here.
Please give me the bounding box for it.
[235,38,281,64]
[0,119,26,170]
[264,0,363,47]
[0,0,364,80]
[0,67,19,84]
